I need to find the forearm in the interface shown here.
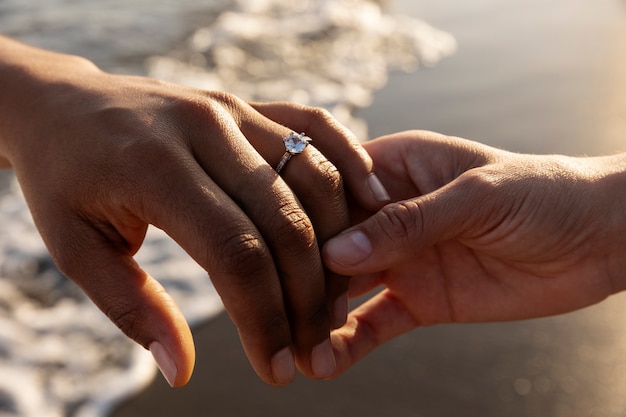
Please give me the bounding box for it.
[0,35,100,168]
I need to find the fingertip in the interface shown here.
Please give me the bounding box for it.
[51,234,197,387]
[166,326,196,387]
[323,230,373,272]
[311,339,336,379]
[150,341,178,387]
[341,154,391,211]
[140,278,195,387]
[328,323,357,379]
[148,324,195,388]
[150,334,195,388]
[366,173,390,203]
[270,346,296,385]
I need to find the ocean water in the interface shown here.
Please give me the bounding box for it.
[0,1,456,416]
[364,0,626,155]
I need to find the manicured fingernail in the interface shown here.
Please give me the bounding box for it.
[326,230,372,266]
[367,173,390,202]
[271,347,296,385]
[332,292,348,329]
[149,341,178,387]
[311,339,336,379]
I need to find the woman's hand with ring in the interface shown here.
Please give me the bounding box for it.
[0,36,390,386]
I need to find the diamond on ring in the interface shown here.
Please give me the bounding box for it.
[275,132,311,173]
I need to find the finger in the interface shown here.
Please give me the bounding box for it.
[280,146,351,329]
[330,288,418,377]
[43,217,195,388]
[197,96,357,367]
[249,101,391,209]
[323,185,471,276]
[347,272,384,299]
[361,131,497,200]
[236,101,356,328]
[147,159,300,385]
[169,103,336,381]
[236,104,353,328]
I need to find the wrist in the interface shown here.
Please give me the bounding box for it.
[0,36,101,166]
[587,153,626,293]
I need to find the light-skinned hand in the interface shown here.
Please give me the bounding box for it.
[323,130,626,376]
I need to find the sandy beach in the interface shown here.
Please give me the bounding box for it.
[112,1,626,417]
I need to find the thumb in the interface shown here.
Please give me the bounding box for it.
[47,228,196,387]
[18,179,196,387]
[323,190,468,275]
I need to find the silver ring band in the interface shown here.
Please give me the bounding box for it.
[275,152,293,173]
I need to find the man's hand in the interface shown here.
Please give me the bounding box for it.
[323,130,626,376]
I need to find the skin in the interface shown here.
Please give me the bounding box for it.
[0,36,390,387]
[323,130,626,377]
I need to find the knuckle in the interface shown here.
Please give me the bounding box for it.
[377,201,423,243]
[217,231,272,280]
[306,106,334,122]
[206,90,244,108]
[165,93,238,135]
[270,203,316,250]
[280,102,329,120]
[311,158,343,199]
[459,168,503,191]
[204,91,248,122]
[104,302,145,344]
[300,106,357,141]
[300,106,336,130]
[170,97,217,125]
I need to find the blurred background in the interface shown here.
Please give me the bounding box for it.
[1,0,626,416]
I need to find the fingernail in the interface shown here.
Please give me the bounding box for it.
[149,341,178,387]
[311,339,336,379]
[332,292,348,329]
[367,173,390,202]
[271,347,296,385]
[326,230,372,266]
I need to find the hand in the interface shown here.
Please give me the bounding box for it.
[0,37,390,386]
[323,130,626,376]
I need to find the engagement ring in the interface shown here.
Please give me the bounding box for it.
[275,132,312,173]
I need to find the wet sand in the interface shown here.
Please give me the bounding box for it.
[115,300,626,417]
[113,1,626,416]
